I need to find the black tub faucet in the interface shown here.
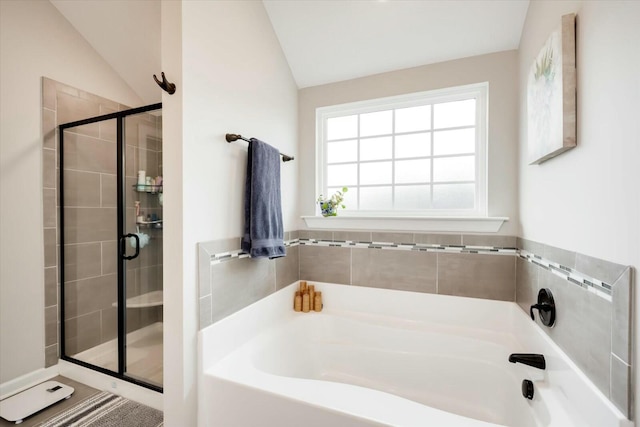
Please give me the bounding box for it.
[509,353,546,370]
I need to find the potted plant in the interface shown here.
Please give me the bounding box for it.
[317,187,348,217]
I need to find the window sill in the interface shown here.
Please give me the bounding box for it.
[301,215,508,233]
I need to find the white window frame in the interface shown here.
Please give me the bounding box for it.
[316,82,488,218]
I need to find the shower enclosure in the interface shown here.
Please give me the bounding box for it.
[58,103,163,392]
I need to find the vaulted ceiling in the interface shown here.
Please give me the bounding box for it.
[264,0,529,88]
[50,0,529,100]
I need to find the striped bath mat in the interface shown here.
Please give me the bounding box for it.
[39,391,163,427]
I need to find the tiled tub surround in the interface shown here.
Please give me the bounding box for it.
[298,231,518,301]
[41,78,163,367]
[516,238,633,418]
[198,231,518,329]
[198,232,300,326]
[198,230,633,418]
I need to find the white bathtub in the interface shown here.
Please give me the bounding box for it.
[198,282,631,427]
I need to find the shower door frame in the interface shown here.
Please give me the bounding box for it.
[58,102,163,393]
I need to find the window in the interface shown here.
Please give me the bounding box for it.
[316,83,487,216]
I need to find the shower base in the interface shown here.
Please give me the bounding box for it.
[71,322,163,388]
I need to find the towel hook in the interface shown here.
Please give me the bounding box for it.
[153,72,176,95]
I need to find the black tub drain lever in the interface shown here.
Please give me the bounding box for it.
[522,379,534,400]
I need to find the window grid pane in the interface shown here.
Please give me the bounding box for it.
[324,92,481,212]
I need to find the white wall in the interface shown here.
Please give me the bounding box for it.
[517,0,640,417]
[0,0,143,385]
[298,51,519,235]
[163,1,298,424]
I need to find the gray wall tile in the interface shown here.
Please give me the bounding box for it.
[289,230,300,240]
[538,269,611,398]
[438,253,515,301]
[126,145,136,177]
[44,228,57,268]
[414,233,461,245]
[42,78,56,110]
[333,231,371,242]
[371,232,414,244]
[64,274,117,320]
[63,243,102,281]
[62,170,101,207]
[517,237,543,254]
[101,307,117,342]
[576,252,627,285]
[136,148,159,179]
[43,189,57,228]
[138,266,162,294]
[580,289,612,397]
[62,132,116,174]
[299,230,333,240]
[198,247,212,298]
[211,258,276,323]
[45,267,58,307]
[299,245,350,285]
[612,268,633,364]
[537,269,588,364]
[462,235,516,248]
[65,311,101,355]
[57,92,100,137]
[102,241,117,276]
[515,257,538,314]
[63,207,117,244]
[43,148,56,188]
[126,308,141,334]
[611,355,631,417]
[43,108,56,149]
[543,244,576,269]
[199,295,213,330]
[101,174,117,207]
[352,249,436,293]
[45,305,58,347]
[276,245,299,290]
[45,344,58,368]
[99,111,117,143]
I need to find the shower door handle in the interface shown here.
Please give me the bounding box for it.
[122,233,140,260]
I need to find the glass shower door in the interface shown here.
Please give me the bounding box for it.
[60,120,119,372]
[59,103,163,392]
[122,110,163,387]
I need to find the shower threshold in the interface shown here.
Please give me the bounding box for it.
[70,322,163,388]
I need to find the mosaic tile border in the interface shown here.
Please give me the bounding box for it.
[299,238,518,255]
[519,250,613,299]
[207,235,616,299]
[210,239,300,265]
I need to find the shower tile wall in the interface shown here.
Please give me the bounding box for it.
[41,78,161,365]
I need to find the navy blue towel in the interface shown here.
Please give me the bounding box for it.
[241,138,286,259]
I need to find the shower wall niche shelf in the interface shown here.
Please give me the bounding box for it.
[133,184,163,193]
[136,219,163,229]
